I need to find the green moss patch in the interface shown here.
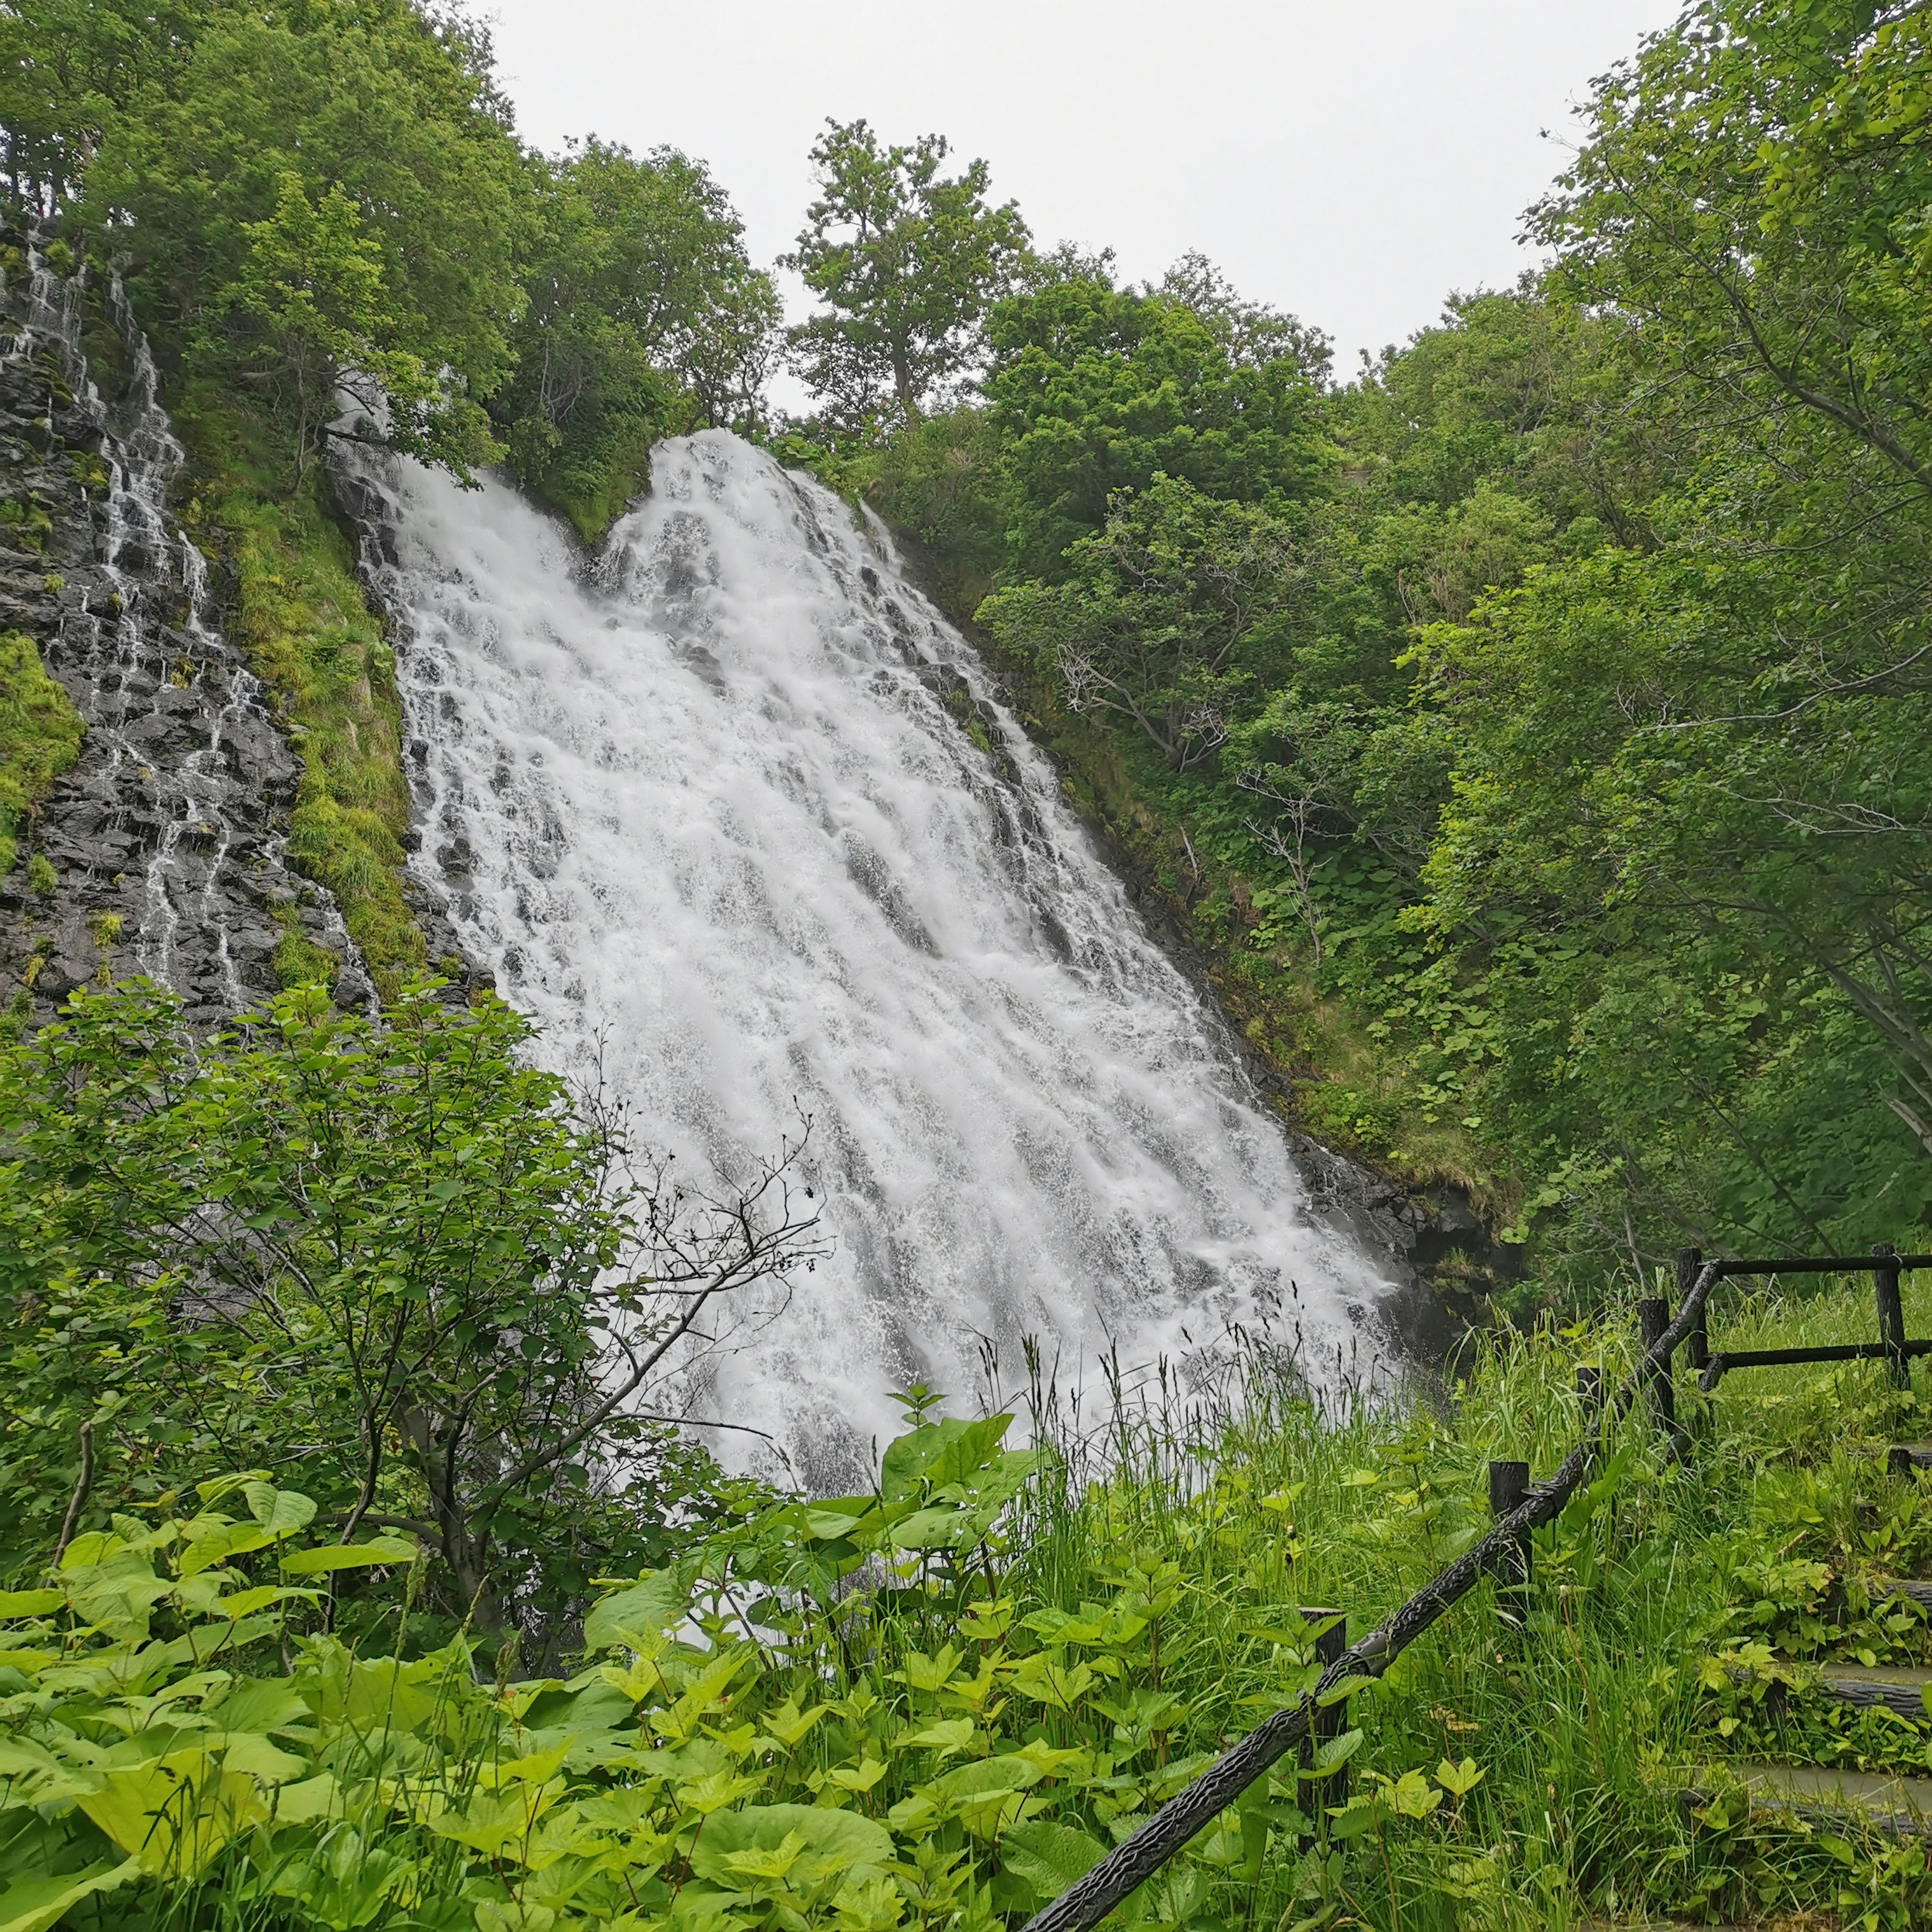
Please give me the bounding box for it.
[173,391,424,997]
[0,630,84,879]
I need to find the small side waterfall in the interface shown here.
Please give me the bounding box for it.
[349,432,1396,1482]
[1,232,364,1021]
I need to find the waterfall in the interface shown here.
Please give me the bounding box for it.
[349,431,1396,1484]
[2,230,364,1022]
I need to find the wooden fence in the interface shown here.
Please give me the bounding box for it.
[1020,1245,1926,1932]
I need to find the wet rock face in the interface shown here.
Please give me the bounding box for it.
[0,231,372,1030]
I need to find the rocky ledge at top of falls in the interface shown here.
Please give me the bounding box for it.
[0,238,378,1029]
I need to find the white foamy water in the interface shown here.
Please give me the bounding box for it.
[351,431,1392,1484]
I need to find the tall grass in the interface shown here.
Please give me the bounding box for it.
[16,1268,1932,1931]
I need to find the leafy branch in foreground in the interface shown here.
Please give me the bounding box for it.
[0,978,828,1646]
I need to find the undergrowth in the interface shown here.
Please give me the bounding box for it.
[0,629,83,881]
[4,1272,1932,1928]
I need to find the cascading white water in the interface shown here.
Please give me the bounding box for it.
[353,431,1394,1484]
[3,233,363,1019]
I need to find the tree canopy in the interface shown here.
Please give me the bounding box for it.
[784,118,1031,433]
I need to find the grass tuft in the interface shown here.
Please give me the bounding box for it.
[0,629,83,880]
[172,387,425,998]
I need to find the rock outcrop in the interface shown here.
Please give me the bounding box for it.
[0,229,371,1029]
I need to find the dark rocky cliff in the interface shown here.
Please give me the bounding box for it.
[0,235,372,1028]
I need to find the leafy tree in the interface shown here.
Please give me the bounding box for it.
[981,476,1299,771]
[0,979,826,1633]
[984,270,1332,578]
[784,118,1031,432]
[0,0,211,209]
[80,0,529,482]
[498,139,779,538]
[212,172,440,485]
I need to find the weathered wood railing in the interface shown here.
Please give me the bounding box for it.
[1021,1245,1929,1932]
[1686,1246,1932,1392]
[1020,1259,1726,1932]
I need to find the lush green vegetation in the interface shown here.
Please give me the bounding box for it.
[3,1031,1932,1932]
[169,389,422,995]
[0,979,824,1643]
[792,1,1932,1292]
[12,2,1932,1924]
[0,631,82,884]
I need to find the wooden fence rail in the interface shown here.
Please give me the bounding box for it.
[1018,1259,1726,1932]
[1691,1246,1932,1392]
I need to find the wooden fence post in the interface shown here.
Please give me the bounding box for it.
[1638,1298,1675,1433]
[1298,1607,1348,1836]
[1874,1243,1908,1390]
[1487,1460,1532,1628]
[1678,1249,1708,1377]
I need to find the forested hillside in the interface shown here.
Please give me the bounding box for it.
[8,0,1926,1289]
[800,5,1932,1294]
[6,5,1932,1929]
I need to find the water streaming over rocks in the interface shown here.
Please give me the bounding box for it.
[343,431,1397,1483]
[0,229,367,1024]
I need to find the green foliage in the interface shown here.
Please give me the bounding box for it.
[982,268,1331,580]
[0,631,81,882]
[0,977,823,1639]
[498,140,779,539]
[980,477,1299,772]
[831,8,1932,1284]
[171,388,420,996]
[209,170,442,487]
[784,120,1032,434]
[68,0,527,486]
[6,1274,1932,1927]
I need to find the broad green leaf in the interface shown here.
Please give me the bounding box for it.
[755,1698,829,1750]
[999,1820,1107,1901]
[880,1414,1015,1502]
[903,1716,977,1758]
[1390,1769,1442,1818]
[583,1571,687,1652]
[1299,1728,1362,1779]
[209,1731,309,1783]
[0,1591,60,1619]
[242,1482,318,1541]
[77,1751,268,1878]
[0,1859,139,1932]
[271,1772,343,1825]
[928,1751,1042,1816]
[177,1521,273,1576]
[1315,1674,1374,1707]
[691,1804,894,1885]
[278,1536,417,1575]
[209,1584,318,1619]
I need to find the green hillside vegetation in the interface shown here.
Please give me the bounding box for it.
[798,1,1932,1296]
[9,2,1932,1926]
[3,983,1932,1929]
[169,388,422,996]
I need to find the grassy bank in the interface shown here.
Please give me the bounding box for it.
[6,1267,1931,1930]
[170,389,426,997]
[0,629,83,882]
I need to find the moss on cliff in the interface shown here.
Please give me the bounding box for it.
[0,630,84,882]
[172,391,424,997]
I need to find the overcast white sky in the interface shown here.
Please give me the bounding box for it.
[482,0,1683,394]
